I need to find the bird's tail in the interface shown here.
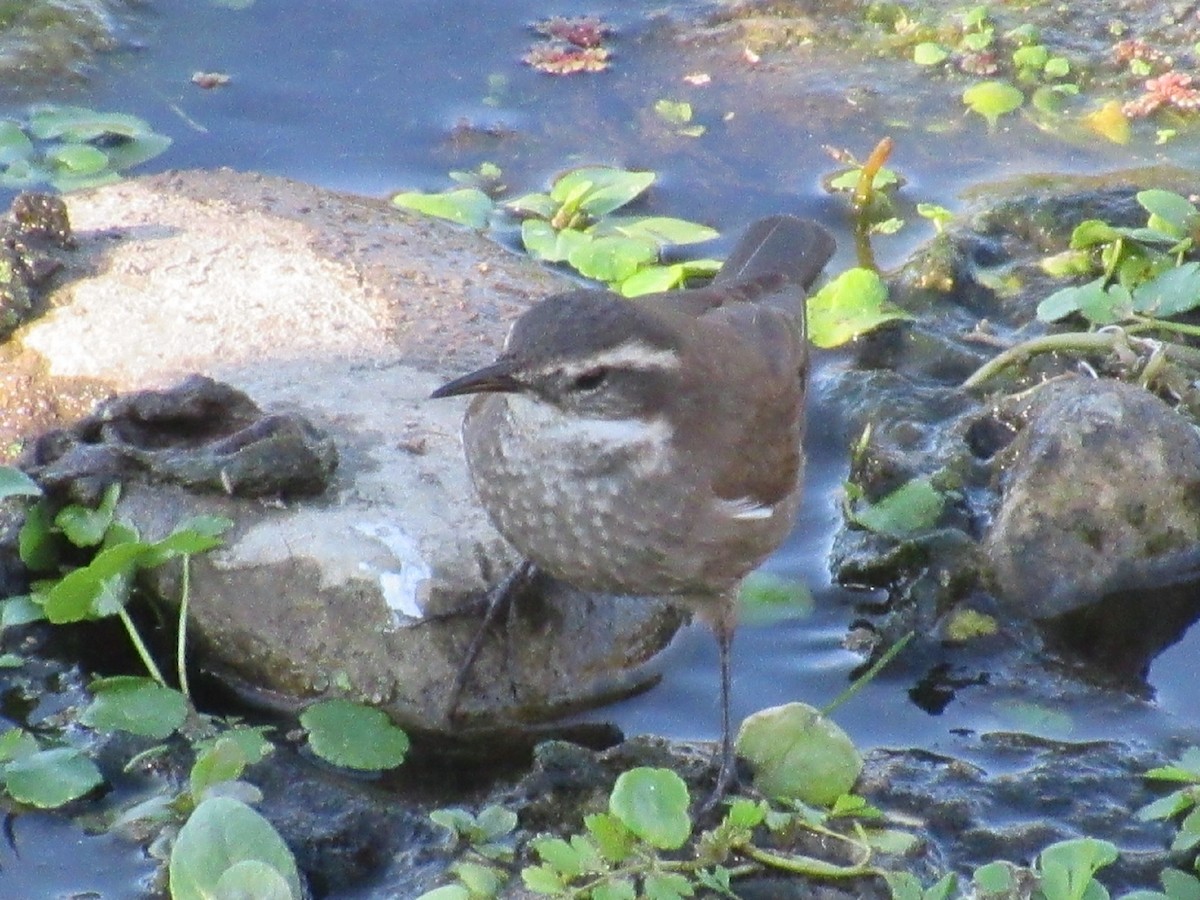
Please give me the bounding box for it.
[715,214,836,292]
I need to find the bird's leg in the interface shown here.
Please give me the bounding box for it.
[445,558,538,723]
[698,602,737,816]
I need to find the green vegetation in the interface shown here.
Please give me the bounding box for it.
[0,105,172,192]
[966,189,1200,389]
[397,163,910,347]
[0,466,410,899]
[416,744,1200,899]
[394,165,721,296]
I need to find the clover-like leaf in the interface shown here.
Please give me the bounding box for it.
[81,676,188,739]
[300,699,409,770]
[608,767,691,850]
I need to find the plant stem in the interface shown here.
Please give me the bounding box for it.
[116,606,167,687]
[961,331,1127,389]
[177,554,191,702]
[823,632,913,717]
[737,840,875,878]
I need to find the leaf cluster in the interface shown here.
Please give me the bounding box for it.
[0,105,172,193]
[1038,190,1200,328]
[395,165,720,297]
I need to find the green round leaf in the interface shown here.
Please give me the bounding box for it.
[4,747,103,807]
[962,81,1024,126]
[103,132,172,171]
[736,702,862,805]
[807,268,911,348]
[568,235,657,283]
[0,121,34,165]
[392,188,493,229]
[29,106,153,141]
[912,42,949,65]
[214,859,294,900]
[300,699,409,770]
[46,143,110,175]
[169,797,302,900]
[81,676,188,739]
[608,767,691,850]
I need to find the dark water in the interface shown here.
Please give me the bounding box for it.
[3,0,1200,894]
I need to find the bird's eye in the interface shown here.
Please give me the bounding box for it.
[571,367,609,391]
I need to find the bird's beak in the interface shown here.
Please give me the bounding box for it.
[430,360,523,399]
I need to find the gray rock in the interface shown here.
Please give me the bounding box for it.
[15,168,681,732]
[985,376,1200,621]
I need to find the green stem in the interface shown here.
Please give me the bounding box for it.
[823,632,913,717]
[1129,314,1200,340]
[737,838,875,879]
[116,606,167,687]
[177,554,192,702]
[961,331,1125,389]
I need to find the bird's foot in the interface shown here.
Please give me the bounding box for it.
[444,559,539,724]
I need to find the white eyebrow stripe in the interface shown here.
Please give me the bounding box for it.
[555,341,681,378]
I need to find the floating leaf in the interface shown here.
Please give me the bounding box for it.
[568,235,657,283]
[81,676,188,739]
[736,702,862,805]
[104,133,172,171]
[0,728,39,763]
[608,768,691,850]
[169,797,302,900]
[29,106,153,141]
[550,167,655,218]
[807,268,911,348]
[392,188,493,229]
[654,99,693,126]
[0,122,33,165]
[913,43,949,65]
[46,143,109,175]
[3,747,103,808]
[600,215,718,247]
[1012,44,1049,69]
[851,477,945,537]
[522,221,589,263]
[962,81,1024,126]
[300,699,409,770]
[1037,277,1132,325]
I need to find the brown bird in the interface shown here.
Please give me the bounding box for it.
[432,215,834,805]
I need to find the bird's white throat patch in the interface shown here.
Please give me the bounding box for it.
[505,394,671,471]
